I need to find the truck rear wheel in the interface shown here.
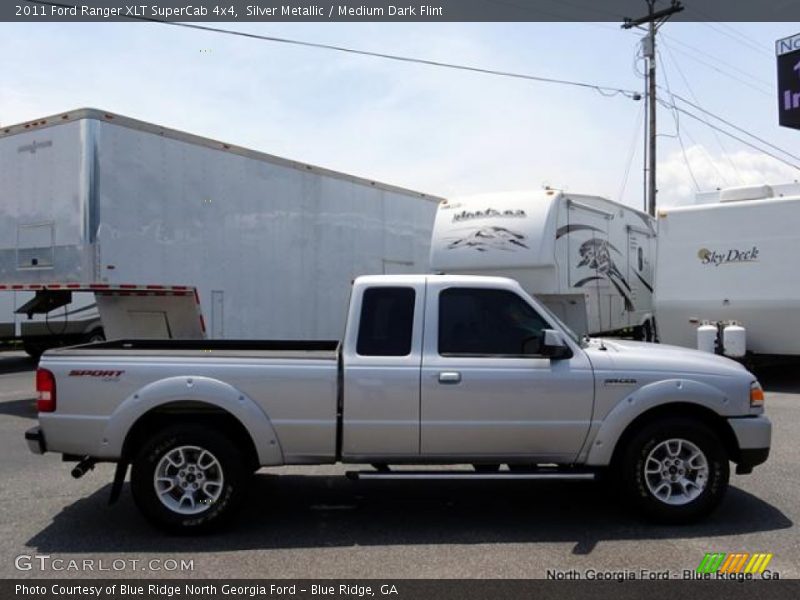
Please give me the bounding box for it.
[621,418,728,523]
[131,424,248,533]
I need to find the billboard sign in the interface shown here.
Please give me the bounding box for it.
[777,33,800,130]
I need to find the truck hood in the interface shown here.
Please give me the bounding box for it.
[584,338,748,377]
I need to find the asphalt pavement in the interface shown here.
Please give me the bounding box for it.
[0,351,797,579]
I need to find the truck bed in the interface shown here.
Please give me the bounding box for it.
[38,338,342,465]
[45,339,340,360]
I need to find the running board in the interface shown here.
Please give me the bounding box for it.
[346,470,596,481]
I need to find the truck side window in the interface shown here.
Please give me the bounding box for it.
[439,288,549,357]
[356,287,415,356]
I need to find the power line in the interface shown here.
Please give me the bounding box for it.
[660,39,743,184]
[658,50,702,190]
[702,23,771,58]
[617,102,645,201]
[711,23,771,57]
[680,124,733,188]
[660,33,772,88]
[664,91,800,164]
[683,4,772,58]
[663,44,772,98]
[697,21,772,59]
[26,0,642,100]
[660,100,800,172]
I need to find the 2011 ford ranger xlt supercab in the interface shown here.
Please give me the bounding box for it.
[25,275,771,532]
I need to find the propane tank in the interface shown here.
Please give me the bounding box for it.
[723,323,747,358]
[696,322,717,354]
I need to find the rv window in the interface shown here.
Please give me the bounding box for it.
[638,247,644,271]
[439,288,549,357]
[357,287,415,357]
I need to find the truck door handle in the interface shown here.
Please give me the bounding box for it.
[438,371,461,384]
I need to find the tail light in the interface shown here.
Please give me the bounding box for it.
[36,368,56,413]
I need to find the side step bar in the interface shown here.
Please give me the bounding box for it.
[346,470,596,481]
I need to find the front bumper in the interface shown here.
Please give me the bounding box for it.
[25,426,46,455]
[727,415,771,471]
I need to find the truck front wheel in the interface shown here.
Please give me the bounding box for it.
[131,424,248,533]
[621,418,729,523]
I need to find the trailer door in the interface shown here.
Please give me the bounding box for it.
[627,227,654,325]
[565,200,613,333]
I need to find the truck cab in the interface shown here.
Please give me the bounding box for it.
[341,275,594,464]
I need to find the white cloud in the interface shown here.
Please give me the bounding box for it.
[658,145,800,207]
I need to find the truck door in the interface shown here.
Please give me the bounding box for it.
[341,281,425,459]
[420,282,594,462]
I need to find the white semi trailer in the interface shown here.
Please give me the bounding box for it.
[0,108,438,355]
[656,184,800,359]
[429,190,656,339]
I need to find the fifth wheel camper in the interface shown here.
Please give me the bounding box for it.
[430,190,656,339]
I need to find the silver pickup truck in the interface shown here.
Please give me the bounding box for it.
[26,275,771,532]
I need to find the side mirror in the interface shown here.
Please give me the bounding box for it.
[541,329,573,360]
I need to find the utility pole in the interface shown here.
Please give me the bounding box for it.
[623,0,684,216]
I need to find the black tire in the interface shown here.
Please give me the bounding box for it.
[131,424,249,533]
[23,344,44,362]
[86,329,106,344]
[620,418,729,524]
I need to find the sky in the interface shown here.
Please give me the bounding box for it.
[1,18,798,210]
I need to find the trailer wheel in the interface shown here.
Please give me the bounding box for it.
[637,319,655,342]
[131,424,248,533]
[23,344,44,362]
[620,418,728,523]
[86,329,105,344]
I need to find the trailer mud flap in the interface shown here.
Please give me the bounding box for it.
[109,460,128,505]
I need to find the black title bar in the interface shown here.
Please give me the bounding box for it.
[5,0,800,22]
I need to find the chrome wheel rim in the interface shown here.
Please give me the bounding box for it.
[154,445,224,515]
[644,438,709,506]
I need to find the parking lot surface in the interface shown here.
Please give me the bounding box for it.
[1,351,797,579]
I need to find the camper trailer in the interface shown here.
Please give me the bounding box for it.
[430,190,656,339]
[655,184,800,358]
[0,108,438,356]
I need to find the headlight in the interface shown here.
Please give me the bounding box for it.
[750,381,765,408]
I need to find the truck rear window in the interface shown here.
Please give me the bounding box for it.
[356,287,415,357]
